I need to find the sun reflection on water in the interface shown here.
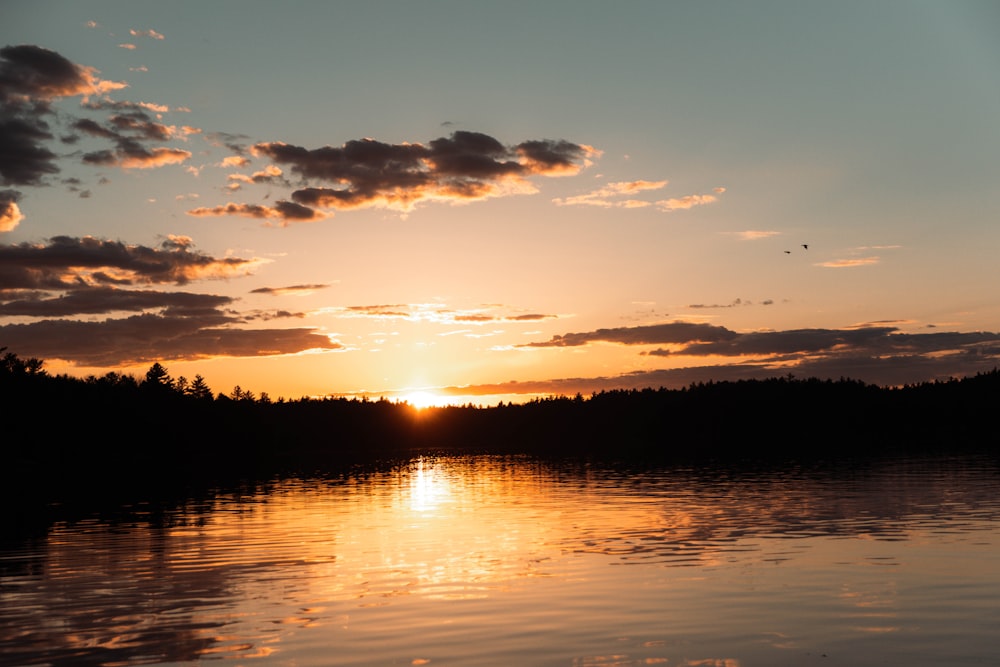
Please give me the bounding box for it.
[408,457,451,513]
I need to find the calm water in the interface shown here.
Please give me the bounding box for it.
[2,453,998,666]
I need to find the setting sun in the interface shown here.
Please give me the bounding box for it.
[400,390,446,410]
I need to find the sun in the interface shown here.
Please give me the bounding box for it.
[400,390,444,410]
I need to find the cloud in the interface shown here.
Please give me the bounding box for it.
[0,286,233,317]
[732,230,780,240]
[334,302,559,325]
[554,178,723,212]
[446,324,1000,398]
[206,131,251,155]
[0,314,340,366]
[525,321,738,348]
[0,233,338,366]
[80,125,192,169]
[0,44,125,101]
[0,190,24,231]
[187,201,327,225]
[0,44,209,188]
[818,256,880,268]
[129,29,165,40]
[646,326,902,357]
[0,235,263,288]
[251,284,332,296]
[518,320,1000,388]
[553,179,668,207]
[227,131,599,218]
[656,193,720,212]
[226,164,285,186]
[688,298,768,309]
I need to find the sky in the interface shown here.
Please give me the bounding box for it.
[3,1,1000,405]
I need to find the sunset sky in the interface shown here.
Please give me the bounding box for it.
[3,1,1000,404]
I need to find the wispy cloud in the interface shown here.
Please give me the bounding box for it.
[731,230,780,240]
[552,179,667,207]
[688,298,772,309]
[555,180,724,212]
[334,303,559,326]
[817,256,880,268]
[129,29,165,40]
[251,284,332,296]
[656,191,722,212]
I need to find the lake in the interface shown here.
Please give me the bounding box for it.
[1,452,998,666]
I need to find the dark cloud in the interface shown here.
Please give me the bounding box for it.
[250,284,331,296]
[0,286,232,317]
[435,365,773,398]
[240,309,307,321]
[648,326,900,357]
[525,322,738,348]
[0,114,59,186]
[0,45,125,186]
[453,312,555,323]
[0,44,122,100]
[206,131,251,155]
[211,131,599,221]
[529,321,1000,362]
[0,236,261,289]
[0,231,339,366]
[688,298,763,309]
[499,321,1000,397]
[82,139,191,169]
[186,201,326,224]
[342,304,412,318]
[0,314,340,366]
[516,138,596,174]
[645,327,1000,359]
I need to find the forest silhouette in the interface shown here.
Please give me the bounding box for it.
[2,347,998,511]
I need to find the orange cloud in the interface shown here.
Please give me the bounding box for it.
[0,191,24,232]
[733,230,780,240]
[187,201,327,225]
[119,147,192,169]
[553,179,668,207]
[818,257,880,268]
[656,193,719,211]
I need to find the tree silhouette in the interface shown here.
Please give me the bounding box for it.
[143,362,174,391]
[186,374,213,401]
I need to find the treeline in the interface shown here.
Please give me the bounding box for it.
[2,348,999,503]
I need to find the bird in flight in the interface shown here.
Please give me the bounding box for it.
[802,244,809,250]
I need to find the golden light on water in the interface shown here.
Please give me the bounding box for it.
[408,457,451,512]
